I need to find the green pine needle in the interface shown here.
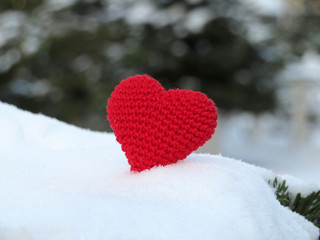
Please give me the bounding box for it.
[269,177,320,229]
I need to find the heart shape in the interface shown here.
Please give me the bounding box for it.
[107,75,218,172]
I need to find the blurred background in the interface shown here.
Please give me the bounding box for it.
[0,0,320,183]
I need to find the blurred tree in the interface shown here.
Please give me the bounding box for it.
[2,0,309,130]
[277,0,320,56]
[0,0,43,11]
[122,19,276,113]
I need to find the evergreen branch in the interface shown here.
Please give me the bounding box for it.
[269,177,320,229]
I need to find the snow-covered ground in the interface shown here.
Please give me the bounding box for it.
[0,101,319,239]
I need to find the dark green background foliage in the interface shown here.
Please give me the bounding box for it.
[0,0,43,11]
[0,0,319,130]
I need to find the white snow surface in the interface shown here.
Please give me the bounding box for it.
[0,102,319,240]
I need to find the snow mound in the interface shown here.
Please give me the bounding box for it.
[0,102,318,240]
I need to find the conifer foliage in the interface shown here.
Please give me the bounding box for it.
[269,178,320,229]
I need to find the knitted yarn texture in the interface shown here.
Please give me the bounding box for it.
[107,75,218,172]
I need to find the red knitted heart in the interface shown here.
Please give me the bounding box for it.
[107,75,218,172]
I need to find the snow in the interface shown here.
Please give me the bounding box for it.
[183,7,213,33]
[278,51,320,83]
[125,2,155,25]
[0,102,319,240]
[241,0,285,17]
[45,0,76,11]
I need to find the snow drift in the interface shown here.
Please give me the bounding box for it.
[0,102,318,240]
